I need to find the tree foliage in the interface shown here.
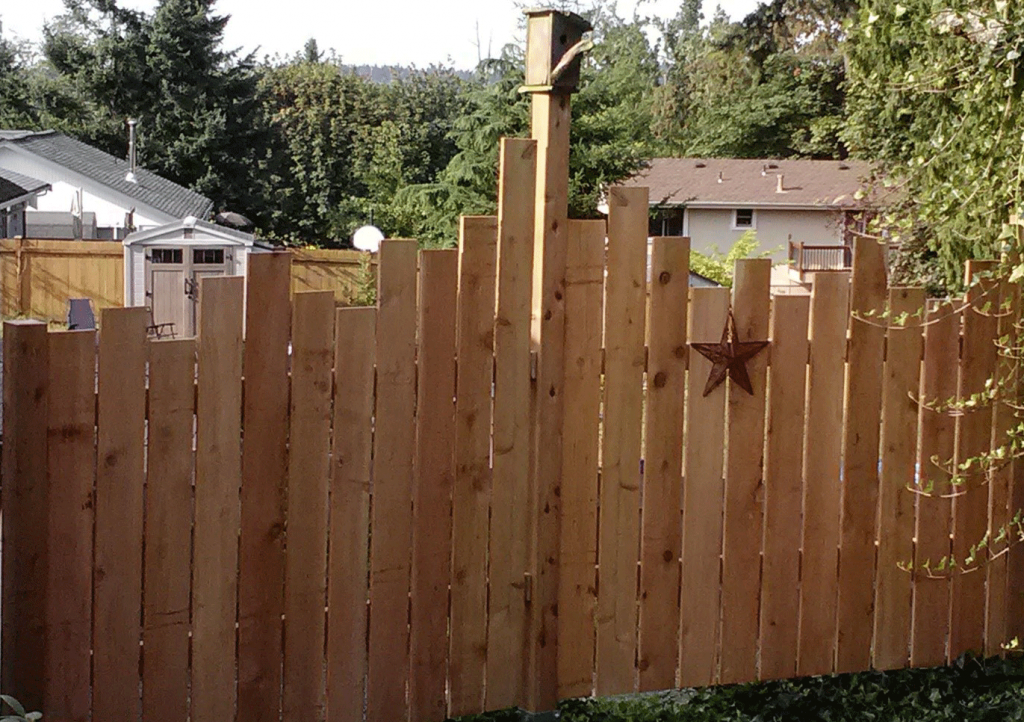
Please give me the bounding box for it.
[843,0,1024,288]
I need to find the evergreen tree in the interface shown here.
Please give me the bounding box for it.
[42,0,273,220]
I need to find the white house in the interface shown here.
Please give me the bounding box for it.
[123,216,263,337]
[0,130,213,240]
[621,157,876,267]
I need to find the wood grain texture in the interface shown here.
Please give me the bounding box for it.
[911,302,959,667]
[797,273,850,677]
[758,296,810,680]
[556,220,606,700]
[142,339,196,722]
[530,94,572,710]
[986,280,1018,656]
[679,288,730,688]
[835,237,887,673]
[595,186,647,697]
[191,277,245,722]
[327,307,376,722]
[950,261,999,659]
[366,240,418,721]
[488,138,537,710]
[449,217,497,717]
[44,330,95,722]
[93,307,148,722]
[284,291,335,721]
[637,237,690,692]
[873,287,925,670]
[238,252,291,722]
[2,321,49,710]
[410,250,458,722]
[719,258,771,685]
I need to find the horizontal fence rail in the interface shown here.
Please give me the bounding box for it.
[3,167,1023,722]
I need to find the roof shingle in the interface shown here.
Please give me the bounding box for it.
[624,157,876,209]
[0,167,50,206]
[0,130,214,220]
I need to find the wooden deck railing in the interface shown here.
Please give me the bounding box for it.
[788,241,853,278]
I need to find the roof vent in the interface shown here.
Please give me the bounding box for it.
[761,164,768,176]
[776,174,786,193]
[839,163,850,170]
[695,161,706,168]
[717,171,724,184]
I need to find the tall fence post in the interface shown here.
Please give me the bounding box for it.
[522,9,592,708]
[1,320,49,711]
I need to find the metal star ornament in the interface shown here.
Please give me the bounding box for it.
[690,311,769,397]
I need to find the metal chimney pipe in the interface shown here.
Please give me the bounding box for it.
[126,119,138,183]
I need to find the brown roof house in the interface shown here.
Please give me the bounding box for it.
[619,157,876,282]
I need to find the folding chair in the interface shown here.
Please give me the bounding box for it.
[66,298,96,331]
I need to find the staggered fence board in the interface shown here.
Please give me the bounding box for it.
[449,216,498,717]
[2,321,49,711]
[142,338,196,722]
[44,330,95,722]
[986,279,1018,656]
[238,252,292,722]
[950,261,1000,659]
[679,287,730,688]
[598,186,648,696]
[5,214,1021,722]
[192,277,245,722]
[93,307,148,722]
[797,272,850,677]
[367,240,419,722]
[488,139,537,710]
[719,259,771,685]
[327,306,377,722]
[637,236,690,692]
[836,237,887,673]
[530,95,572,711]
[759,295,811,680]
[873,287,926,670]
[911,301,959,667]
[284,291,335,721]
[557,220,606,700]
[410,250,459,722]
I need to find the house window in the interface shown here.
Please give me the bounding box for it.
[733,208,755,229]
[151,248,183,264]
[193,248,225,264]
[649,208,684,236]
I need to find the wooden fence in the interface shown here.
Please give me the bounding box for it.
[3,136,1023,722]
[0,238,370,322]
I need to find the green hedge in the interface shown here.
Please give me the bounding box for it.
[453,655,1024,722]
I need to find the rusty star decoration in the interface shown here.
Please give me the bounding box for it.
[690,311,769,397]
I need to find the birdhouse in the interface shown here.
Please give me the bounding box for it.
[523,8,593,94]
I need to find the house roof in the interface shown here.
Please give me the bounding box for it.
[0,167,50,207]
[123,215,255,247]
[624,157,876,210]
[0,130,214,220]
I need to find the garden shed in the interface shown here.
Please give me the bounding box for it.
[123,215,262,336]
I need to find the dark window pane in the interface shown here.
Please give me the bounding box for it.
[735,209,754,227]
[151,248,183,264]
[193,248,224,264]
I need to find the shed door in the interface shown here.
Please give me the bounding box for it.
[188,248,231,334]
[146,248,188,336]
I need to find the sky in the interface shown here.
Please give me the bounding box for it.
[1,0,762,69]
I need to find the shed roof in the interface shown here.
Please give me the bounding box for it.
[0,167,50,207]
[123,216,254,247]
[623,157,876,209]
[0,130,214,219]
